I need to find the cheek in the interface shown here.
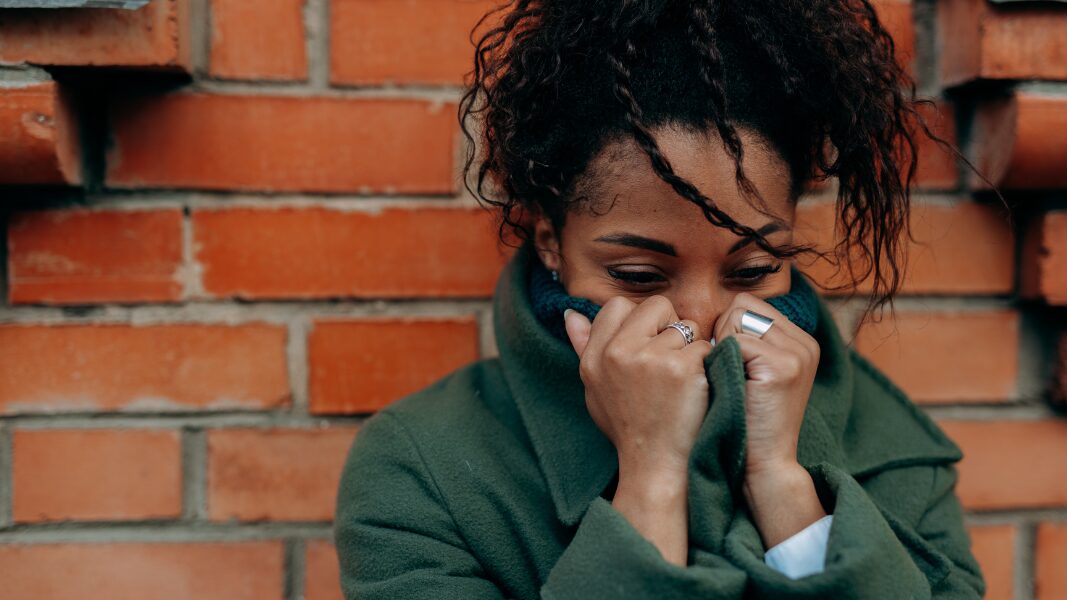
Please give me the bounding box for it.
[560,266,628,305]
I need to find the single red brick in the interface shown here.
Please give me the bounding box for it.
[855,311,1019,403]
[207,426,358,522]
[330,0,499,85]
[107,93,457,194]
[938,420,1067,510]
[8,208,183,305]
[1037,523,1067,600]
[305,540,344,600]
[974,93,1067,190]
[0,541,283,600]
[939,0,1067,86]
[12,429,181,523]
[0,80,80,185]
[210,0,307,81]
[0,323,289,414]
[1021,211,1067,305]
[968,525,1014,600]
[309,317,480,414]
[871,0,916,74]
[796,200,1014,296]
[0,0,191,70]
[193,206,507,299]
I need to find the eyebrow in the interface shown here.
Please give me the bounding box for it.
[593,233,677,256]
[594,221,790,257]
[727,221,790,254]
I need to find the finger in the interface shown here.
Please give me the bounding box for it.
[646,319,700,352]
[679,338,714,365]
[727,333,799,383]
[563,309,592,358]
[614,295,680,341]
[713,295,803,347]
[581,296,636,361]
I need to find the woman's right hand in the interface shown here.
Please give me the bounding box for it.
[564,295,714,484]
[564,295,712,565]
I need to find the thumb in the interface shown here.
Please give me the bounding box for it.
[563,309,592,357]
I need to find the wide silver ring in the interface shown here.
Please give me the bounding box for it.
[740,310,774,339]
[665,321,694,345]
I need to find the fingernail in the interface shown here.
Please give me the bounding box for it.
[563,308,574,320]
[710,336,716,347]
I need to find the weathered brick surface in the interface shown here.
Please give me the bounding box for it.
[1037,523,1067,600]
[939,420,1067,510]
[939,0,1067,86]
[108,94,458,194]
[1021,210,1067,305]
[0,0,191,69]
[872,0,916,73]
[0,323,290,414]
[968,525,1014,600]
[796,201,1014,296]
[206,427,358,521]
[855,311,1019,404]
[0,80,80,185]
[330,0,498,85]
[305,540,345,600]
[8,208,184,304]
[193,206,507,299]
[0,542,284,600]
[309,317,481,414]
[974,93,1067,190]
[209,0,308,81]
[13,429,182,522]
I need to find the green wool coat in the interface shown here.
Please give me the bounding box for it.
[333,247,986,599]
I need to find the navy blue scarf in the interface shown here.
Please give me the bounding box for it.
[528,255,819,342]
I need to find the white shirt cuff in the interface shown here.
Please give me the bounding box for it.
[763,514,833,579]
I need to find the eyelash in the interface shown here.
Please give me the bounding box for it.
[607,263,783,288]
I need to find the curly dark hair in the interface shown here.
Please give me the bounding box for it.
[458,0,971,321]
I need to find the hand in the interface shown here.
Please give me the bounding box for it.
[711,292,820,476]
[564,295,714,479]
[564,295,713,565]
[712,292,826,548]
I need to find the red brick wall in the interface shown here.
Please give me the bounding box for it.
[0,1,1064,598]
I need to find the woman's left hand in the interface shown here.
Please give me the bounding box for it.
[711,292,820,477]
[712,292,826,548]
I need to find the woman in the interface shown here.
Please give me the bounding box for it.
[334,0,987,598]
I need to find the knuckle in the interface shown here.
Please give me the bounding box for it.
[780,354,804,378]
[646,294,671,308]
[603,296,635,312]
[603,343,629,366]
[734,291,757,304]
[578,358,597,381]
[662,357,689,379]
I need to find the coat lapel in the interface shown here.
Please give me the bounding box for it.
[493,245,618,527]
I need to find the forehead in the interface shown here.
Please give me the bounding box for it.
[570,124,795,237]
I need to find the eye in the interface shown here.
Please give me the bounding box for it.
[607,268,667,287]
[727,262,783,284]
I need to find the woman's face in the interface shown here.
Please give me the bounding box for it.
[534,124,796,342]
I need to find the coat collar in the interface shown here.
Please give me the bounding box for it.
[492,245,961,527]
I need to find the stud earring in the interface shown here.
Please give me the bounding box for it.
[550,270,560,282]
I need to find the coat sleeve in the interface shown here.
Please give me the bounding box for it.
[721,461,986,599]
[334,410,749,600]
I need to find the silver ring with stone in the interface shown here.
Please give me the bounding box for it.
[665,321,694,345]
[740,310,774,339]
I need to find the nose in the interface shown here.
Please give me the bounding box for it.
[671,282,730,342]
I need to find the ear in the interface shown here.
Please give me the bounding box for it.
[532,216,562,272]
